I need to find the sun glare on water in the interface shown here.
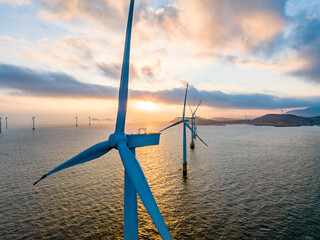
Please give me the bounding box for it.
[139,101,157,111]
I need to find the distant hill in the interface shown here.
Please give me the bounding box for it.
[211,117,241,122]
[196,118,226,125]
[170,117,225,125]
[286,107,320,117]
[310,116,320,125]
[169,114,319,127]
[251,114,315,127]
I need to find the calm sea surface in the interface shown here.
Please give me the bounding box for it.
[0,124,319,239]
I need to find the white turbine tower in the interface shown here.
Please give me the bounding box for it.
[159,84,208,176]
[34,1,172,239]
[5,116,8,129]
[189,100,202,149]
[88,114,91,126]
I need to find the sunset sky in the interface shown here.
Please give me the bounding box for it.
[0,0,320,126]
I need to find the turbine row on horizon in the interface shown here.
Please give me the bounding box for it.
[0,115,35,131]
[73,114,114,127]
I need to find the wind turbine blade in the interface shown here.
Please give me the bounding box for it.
[115,0,135,134]
[189,105,194,116]
[159,120,183,133]
[184,122,208,146]
[182,83,188,120]
[193,100,202,115]
[117,143,172,240]
[33,141,112,185]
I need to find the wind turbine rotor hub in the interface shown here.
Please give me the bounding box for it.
[108,133,128,148]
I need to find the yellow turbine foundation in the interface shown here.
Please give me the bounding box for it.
[183,163,187,176]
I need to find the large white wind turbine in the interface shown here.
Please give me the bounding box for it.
[189,100,202,149]
[159,84,208,176]
[33,1,172,239]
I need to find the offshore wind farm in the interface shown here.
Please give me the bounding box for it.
[1,0,320,239]
[160,84,208,177]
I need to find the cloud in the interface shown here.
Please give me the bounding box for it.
[10,0,320,85]
[141,65,153,78]
[173,0,287,52]
[286,16,320,83]
[35,0,288,54]
[1,63,319,110]
[0,0,29,5]
[96,62,139,80]
[37,0,127,30]
[0,35,24,43]
[136,85,320,109]
[2,0,320,89]
[96,62,121,79]
[18,35,98,70]
[0,63,117,98]
[172,0,320,83]
[136,0,320,84]
[138,60,163,83]
[61,36,93,60]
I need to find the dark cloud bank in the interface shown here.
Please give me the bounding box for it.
[0,64,117,99]
[0,63,319,109]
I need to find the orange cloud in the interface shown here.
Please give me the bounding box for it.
[237,10,286,48]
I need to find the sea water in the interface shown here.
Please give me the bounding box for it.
[0,124,319,239]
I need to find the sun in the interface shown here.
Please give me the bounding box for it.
[139,101,157,111]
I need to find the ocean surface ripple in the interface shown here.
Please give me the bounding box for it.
[0,125,319,239]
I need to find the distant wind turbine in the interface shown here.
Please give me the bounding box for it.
[33,0,172,239]
[159,84,208,176]
[75,114,78,127]
[88,114,91,126]
[245,114,248,125]
[189,100,202,149]
[31,115,36,130]
[5,116,8,129]
[0,116,2,133]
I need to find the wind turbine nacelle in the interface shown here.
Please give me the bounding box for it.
[127,133,160,148]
